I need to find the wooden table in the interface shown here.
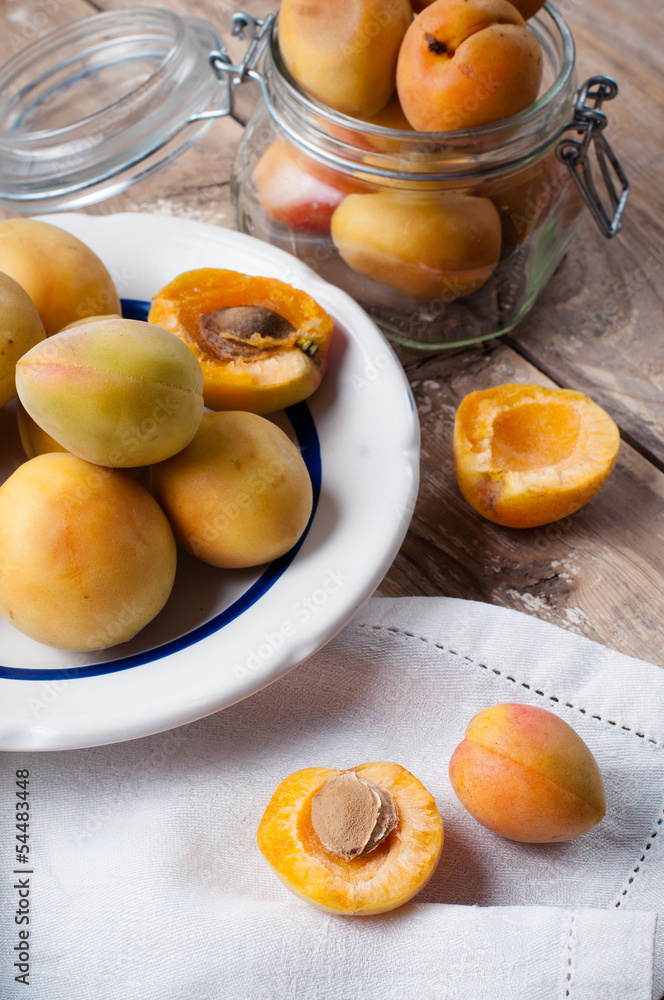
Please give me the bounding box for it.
[2,0,664,667]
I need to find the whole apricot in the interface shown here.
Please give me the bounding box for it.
[449,703,606,842]
[331,190,501,300]
[252,138,355,235]
[258,762,443,914]
[0,272,45,408]
[278,0,413,117]
[396,0,543,131]
[360,91,415,131]
[0,454,177,651]
[16,400,68,459]
[507,0,546,18]
[453,383,620,528]
[0,219,121,335]
[413,0,545,15]
[16,318,204,468]
[150,410,313,569]
[148,269,333,415]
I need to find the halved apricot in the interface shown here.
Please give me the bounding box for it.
[148,269,333,415]
[453,383,620,528]
[257,762,443,914]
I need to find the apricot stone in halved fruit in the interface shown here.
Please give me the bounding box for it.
[453,383,620,528]
[449,703,606,842]
[148,269,334,415]
[257,762,443,914]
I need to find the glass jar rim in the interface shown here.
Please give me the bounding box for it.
[261,2,577,182]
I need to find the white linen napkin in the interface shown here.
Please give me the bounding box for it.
[1,596,663,1000]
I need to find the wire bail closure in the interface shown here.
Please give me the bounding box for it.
[207,13,275,121]
[206,22,629,239]
[556,76,629,238]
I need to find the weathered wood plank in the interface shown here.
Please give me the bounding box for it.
[505,22,664,466]
[379,340,664,667]
[0,0,242,227]
[565,0,664,81]
[2,0,664,670]
[1,0,94,60]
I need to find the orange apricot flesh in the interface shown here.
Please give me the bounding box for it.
[148,269,334,415]
[449,703,606,842]
[453,383,620,528]
[257,762,443,914]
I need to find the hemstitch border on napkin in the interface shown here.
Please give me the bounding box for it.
[355,619,664,912]
[563,911,577,998]
[355,621,664,749]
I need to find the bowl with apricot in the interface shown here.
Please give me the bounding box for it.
[0,212,419,751]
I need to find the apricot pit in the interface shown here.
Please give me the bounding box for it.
[257,762,443,914]
[148,269,333,414]
[311,771,398,858]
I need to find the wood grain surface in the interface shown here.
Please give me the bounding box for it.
[1,0,663,666]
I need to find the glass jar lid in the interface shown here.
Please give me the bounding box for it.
[0,8,230,212]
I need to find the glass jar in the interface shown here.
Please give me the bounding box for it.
[231,6,628,349]
[0,8,230,211]
[0,5,627,350]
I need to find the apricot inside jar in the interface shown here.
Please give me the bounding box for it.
[453,383,620,528]
[148,268,334,415]
[257,762,443,914]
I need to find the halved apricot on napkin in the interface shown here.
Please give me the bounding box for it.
[453,383,620,528]
[148,269,333,415]
[449,703,606,843]
[257,762,443,914]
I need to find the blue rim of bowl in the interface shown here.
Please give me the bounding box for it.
[0,297,322,682]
